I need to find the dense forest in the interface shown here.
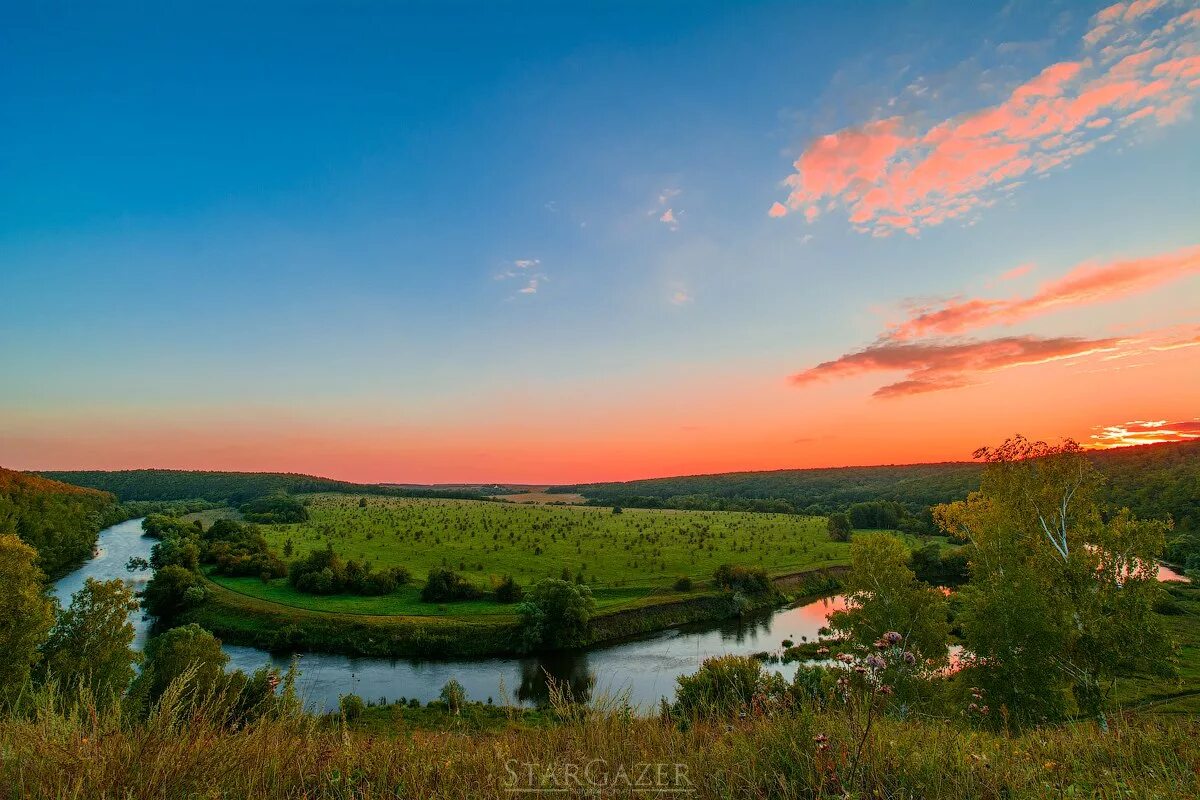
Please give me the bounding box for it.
[556,441,1200,534]
[37,469,489,505]
[0,468,117,577]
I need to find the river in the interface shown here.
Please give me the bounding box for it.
[53,518,847,711]
[57,517,1189,712]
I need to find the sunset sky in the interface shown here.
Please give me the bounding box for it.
[3,0,1199,484]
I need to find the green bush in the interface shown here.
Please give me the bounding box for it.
[517,579,596,651]
[142,565,205,620]
[494,575,524,603]
[673,576,693,592]
[339,693,365,722]
[827,512,852,542]
[239,494,309,524]
[439,679,467,714]
[712,564,771,594]
[421,568,484,602]
[290,545,407,596]
[674,655,764,718]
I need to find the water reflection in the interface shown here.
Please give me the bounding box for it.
[1158,562,1190,583]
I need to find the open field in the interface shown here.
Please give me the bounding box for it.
[182,506,243,527]
[492,490,587,504]
[205,493,852,617]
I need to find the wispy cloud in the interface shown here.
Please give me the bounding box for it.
[790,335,1125,398]
[651,188,683,230]
[495,258,546,297]
[771,1,1200,235]
[1084,417,1200,448]
[886,244,1200,339]
[986,262,1035,287]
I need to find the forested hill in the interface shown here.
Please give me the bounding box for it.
[554,440,1200,532]
[37,469,488,505]
[0,468,118,577]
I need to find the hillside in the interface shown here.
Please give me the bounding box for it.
[0,467,118,577]
[37,469,489,505]
[556,440,1200,532]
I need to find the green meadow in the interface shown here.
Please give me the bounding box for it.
[205,493,852,616]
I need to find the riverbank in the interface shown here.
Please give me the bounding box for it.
[185,566,848,658]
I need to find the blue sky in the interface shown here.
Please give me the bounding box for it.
[3,1,1199,482]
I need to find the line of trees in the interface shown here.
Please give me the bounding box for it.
[37,469,493,505]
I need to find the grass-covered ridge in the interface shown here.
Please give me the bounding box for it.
[210,493,849,616]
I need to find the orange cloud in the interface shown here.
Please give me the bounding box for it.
[888,244,1200,339]
[790,335,1124,398]
[771,1,1200,234]
[1084,417,1200,449]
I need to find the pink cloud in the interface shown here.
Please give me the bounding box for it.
[771,2,1200,234]
[888,244,1200,339]
[984,262,1035,289]
[790,335,1125,398]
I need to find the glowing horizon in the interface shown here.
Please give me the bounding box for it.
[2,1,1198,485]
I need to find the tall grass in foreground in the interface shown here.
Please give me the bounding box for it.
[1,682,1197,800]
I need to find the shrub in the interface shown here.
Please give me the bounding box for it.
[130,623,229,704]
[290,546,406,596]
[827,512,852,542]
[674,655,764,718]
[713,564,771,594]
[420,568,483,602]
[142,565,204,620]
[439,679,467,714]
[339,693,365,722]
[517,579,596,651]
[673,576,693,592]
[494,575,524,603]
[238,494,309,524]
[203,520,286,579]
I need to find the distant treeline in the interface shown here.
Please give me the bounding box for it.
[558,462,980,518]
[37,469,490,505]
[556,441,1200,534]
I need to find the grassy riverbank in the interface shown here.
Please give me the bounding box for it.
[186,564,847,657]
